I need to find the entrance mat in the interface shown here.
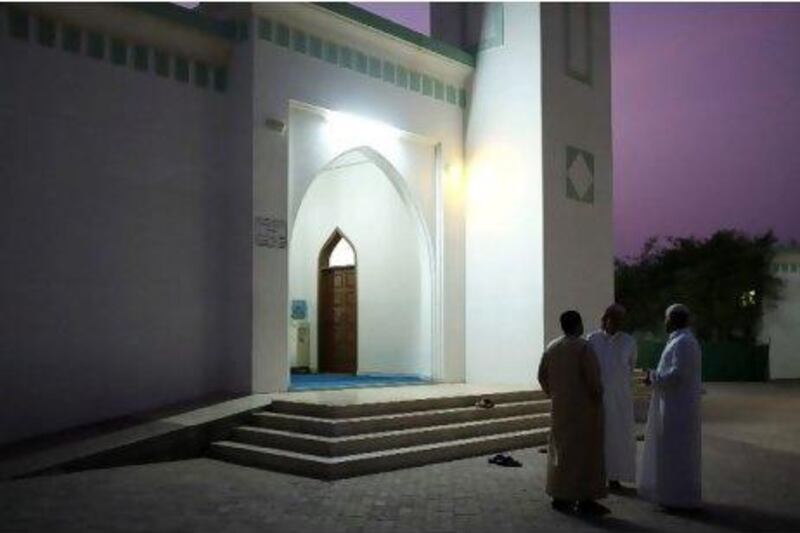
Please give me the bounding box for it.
[289,373,430,391]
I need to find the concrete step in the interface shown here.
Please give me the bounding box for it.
[251,400,551,436]
[210,427,549,479]
[268,389,547,419]
[231,413,550,456]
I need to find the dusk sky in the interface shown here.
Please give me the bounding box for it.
[359,3,800,258]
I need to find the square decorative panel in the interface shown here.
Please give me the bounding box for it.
[566,145,595,204]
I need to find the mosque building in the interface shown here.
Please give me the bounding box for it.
[0,2,613,447]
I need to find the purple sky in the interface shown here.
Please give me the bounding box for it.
[359,3,800,258]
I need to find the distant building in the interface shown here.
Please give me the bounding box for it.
[0,3,613,445]
[762,248,800,379]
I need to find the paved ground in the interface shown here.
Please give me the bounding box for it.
[2,383,800,533]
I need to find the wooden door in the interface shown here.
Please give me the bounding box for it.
[318,266,357,373]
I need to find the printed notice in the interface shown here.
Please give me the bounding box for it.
[254,217,287,248]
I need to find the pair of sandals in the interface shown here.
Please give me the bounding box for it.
[488,453,522,467]
[475,397,495,409]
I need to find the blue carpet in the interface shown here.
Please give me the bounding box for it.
[289,373,430,391]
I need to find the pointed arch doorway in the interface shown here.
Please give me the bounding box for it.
[318,229,358,373]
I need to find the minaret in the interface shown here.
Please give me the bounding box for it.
[452,3,612,384]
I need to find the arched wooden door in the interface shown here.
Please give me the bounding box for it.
[318,230,357,373]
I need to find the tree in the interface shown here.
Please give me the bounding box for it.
[615,230,784,344]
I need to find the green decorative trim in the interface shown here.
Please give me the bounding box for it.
[133,44,149,72]
[355,51,368,74]
[446,85,456,104]
[237,20,248,42]
[368,56,381,78]
[249,10,469,108]
[422,74,433,96]
[37,16,56,48]
[339,46,353,69]
[154,49,170,76]
[8,5,229,94]
[194,61,209,88]
[314,2,475,67]
[309,35,323,59]
[409,71,421,92]
[276,23,290,47]
[258,17,272,42]
[9,7,29,41]
[564,3,593,86]
[566,145,595,204]
[110,38,127,66]
[213,66,228,92]
[292,28,307,54]
[395,65,408,89]
[382,61,395,84]
[434,79,444,101]
[175,56,189,83]
[324,41,338,64]
[87,31,105,60]
[774,262,800,274]
[62,25,81,53]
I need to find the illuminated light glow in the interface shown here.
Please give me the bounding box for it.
[328,237,356,267]
[324,110,402,155]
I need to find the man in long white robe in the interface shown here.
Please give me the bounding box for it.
[588,304,638,488]
[639,304,703,510]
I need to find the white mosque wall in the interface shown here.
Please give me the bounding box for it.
[541,3,614,342]
[0,7,248,445]
[289,157,432,377]
[465,3,546,386]
[762,251,800,379]
[252,3,470,390]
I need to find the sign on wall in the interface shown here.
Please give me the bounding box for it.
[291,300,308,320]
[254,217,287,248]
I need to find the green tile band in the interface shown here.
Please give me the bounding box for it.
[422,74,433,96]
[368,56,381,78]
[252,14,467,109]
[195,61,209,88]
[175,56,189,82]
[309,35,323,59]
[155,49,170,76]
[62,25,81,53]
[276,23,290,47]
[87,31,104,60]
[38,17,56,48]
[292,29,307,54]
[133,45,149,72]
[258,17,272,41]
[339,46,353,69]
[324,42,338,65]
[110,38,127,66]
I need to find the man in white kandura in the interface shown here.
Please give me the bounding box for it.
[639,304,703,511]
[588,304,638,490]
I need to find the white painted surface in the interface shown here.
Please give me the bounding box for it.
[762,251,800,379]
[541,3,614,342]
[465,3,546,385]
[0,16,249,445]
[289,150,433,376]
[252,5,469,391]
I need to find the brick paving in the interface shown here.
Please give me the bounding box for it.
[2,383,800,533]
